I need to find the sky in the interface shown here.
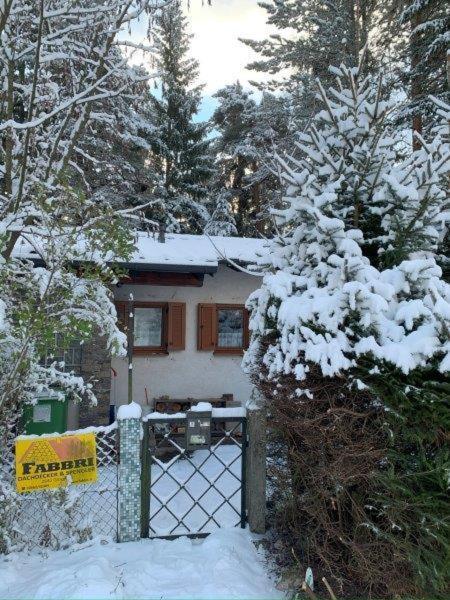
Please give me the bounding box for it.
[185,0,269,120]
[127,0,273,122]
[183,0,272,99]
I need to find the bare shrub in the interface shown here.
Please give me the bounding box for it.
[258,358,421,598]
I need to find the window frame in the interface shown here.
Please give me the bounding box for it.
[214,303,249,355]
[132,301,168,355]
[43,334,83,374]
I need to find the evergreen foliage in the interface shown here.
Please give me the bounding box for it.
[245,0,448,139]
[374,0,449,138]
[210,82,289,235]
[148,0,213,232]
[244,61,450,597]
[204,189,237,237]
[241,0,371,127]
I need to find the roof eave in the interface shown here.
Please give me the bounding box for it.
[23,257,218,275]
[117,262,218,275]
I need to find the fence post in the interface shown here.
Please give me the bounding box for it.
[117,402,142,543]
[246,404,267,534]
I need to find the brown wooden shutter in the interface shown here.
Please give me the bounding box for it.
[197,303,217,350]
[243,308,250,349]
[167,302,186,350]
[115,301,127,333]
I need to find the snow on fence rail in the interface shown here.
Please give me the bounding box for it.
[0,423,118,551]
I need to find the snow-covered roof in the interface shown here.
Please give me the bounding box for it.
[127,232,267,272]
[13,231,268,273]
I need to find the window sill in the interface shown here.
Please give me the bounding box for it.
[133,348,169,356]
[213,348,244,356]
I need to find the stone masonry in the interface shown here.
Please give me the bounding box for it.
[78,332,112,428]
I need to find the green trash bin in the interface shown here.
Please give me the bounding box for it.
[22,392,68,435]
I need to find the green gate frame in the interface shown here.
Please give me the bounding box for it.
[140,415,247,539]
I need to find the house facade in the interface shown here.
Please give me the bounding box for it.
[74,233,266,428]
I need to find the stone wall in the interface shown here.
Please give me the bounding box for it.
[78,332,112,428]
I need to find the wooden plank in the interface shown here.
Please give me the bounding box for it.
[167,302,186,350]
[197,304,217,350]
[119,271,204,287]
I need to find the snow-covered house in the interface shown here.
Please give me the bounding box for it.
[15,232,266,429]
[105,232,266,425]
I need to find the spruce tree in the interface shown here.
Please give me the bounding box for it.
[244,61,450,596]
[148,0,213,232]
[374,0,449,140]
[211,82,289,235]
[241,0,372,127]
[204,189,237,237]
[210,83,258,235]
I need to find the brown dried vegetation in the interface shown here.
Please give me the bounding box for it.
[257,357,420,598]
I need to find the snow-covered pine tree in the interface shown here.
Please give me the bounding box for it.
[244,61,450,596]
[241,0,372,128]
[204,189,237,237]
[211,82,289,235]
[374,0,449,141]
[245,91,291,231]
[76,63,160,214]
[148,0,213,232]
[210,83,259,235]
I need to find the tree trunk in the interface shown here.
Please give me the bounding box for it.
[410,10,425,149]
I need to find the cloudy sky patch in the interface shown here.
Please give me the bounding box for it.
[184,0,272,93]
[124,0,273,120]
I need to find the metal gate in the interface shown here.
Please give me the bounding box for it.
[140,414,247,538]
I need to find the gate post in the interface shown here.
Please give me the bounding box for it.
[246,405,267,534]
[117,402,142,542]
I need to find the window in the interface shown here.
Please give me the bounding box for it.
[198,304,249,354]
[115,301,185,354]
[43,334,82,373]
[217,308,244,348]
[134,306,163,348]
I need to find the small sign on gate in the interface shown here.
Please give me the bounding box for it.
[15,433,97,493]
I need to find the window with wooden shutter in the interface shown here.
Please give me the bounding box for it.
[215,304,249,354]
[115,300,186,354]
[132,302,166,354]
[167,302,186,350]
[197,304,217,350]
[197,304,250,353]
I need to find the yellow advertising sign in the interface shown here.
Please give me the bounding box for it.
[15,433,97,493]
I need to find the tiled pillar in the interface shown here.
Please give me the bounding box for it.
[117,403,142,542]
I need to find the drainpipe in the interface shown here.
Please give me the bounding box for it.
[127,293,134,404]
[110,367,118,424]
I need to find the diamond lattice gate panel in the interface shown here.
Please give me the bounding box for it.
[141,416,247,538]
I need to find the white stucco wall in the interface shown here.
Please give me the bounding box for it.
[111,265,260,410]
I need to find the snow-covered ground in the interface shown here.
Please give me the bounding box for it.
[0,529,281,599]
